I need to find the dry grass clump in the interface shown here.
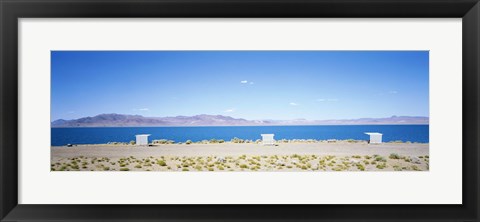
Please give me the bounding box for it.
[152,139,175,144]
[356,163,365,171]
[376,162,387,169]
[389,153,401,159]
[157,160,167,166]
[393,165,402,171]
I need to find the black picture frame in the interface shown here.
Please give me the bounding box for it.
[1,0,479,221]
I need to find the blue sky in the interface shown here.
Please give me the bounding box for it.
[51,51,429,121]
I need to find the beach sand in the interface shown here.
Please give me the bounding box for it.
[51,142,429,172]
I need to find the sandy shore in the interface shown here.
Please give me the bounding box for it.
[51,142,429,172]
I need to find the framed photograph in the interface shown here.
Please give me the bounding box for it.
[1,0,479,221]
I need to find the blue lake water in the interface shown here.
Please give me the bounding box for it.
[51,125,429,146]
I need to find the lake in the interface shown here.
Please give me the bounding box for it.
[51,125,429,146]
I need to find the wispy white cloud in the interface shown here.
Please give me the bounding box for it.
[289,102,299,106]
[134,108,150,111]
[224,108,235,113]
[67,111,75,114]
[388,90,398,94]
[241,80,255,85]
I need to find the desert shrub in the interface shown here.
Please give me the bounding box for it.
[185,140,192,145]
[332,165,345,171]
[210,139,218,143]
[157,160,167,166]
[239,164,248,169]
[153,139,167,144]
[182,168,189,171]
[356,164,365,171]
[352,155,361,159]
[375,156,387,162]
[129,140,135,145]
[231,137,245,143]
[252,165,261,170]
[376,163,387,169]
[301,165,308,170]
[208,167,214,171]
[218,139,225,143]
[153,139,175,144]
[134,164,142,168]
[411,165,421,171]
[103,167,110,171]
[389,153,401,159]
[326,155,335,161]
[120,168,129,171]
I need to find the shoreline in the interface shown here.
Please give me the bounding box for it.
[55,139,429,147]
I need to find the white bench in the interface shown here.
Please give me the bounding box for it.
[261,134,275,146]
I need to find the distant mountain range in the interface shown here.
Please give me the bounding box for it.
[51,113,429,127]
